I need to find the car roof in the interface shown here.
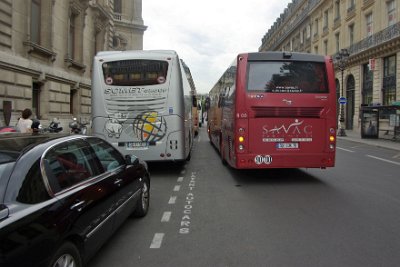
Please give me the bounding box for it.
[0,133,71,164]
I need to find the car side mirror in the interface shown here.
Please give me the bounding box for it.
[0,204,9,221]
[126,155,139,166]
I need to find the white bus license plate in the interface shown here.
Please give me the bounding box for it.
[276,142,299,149]
[126,142,148,148]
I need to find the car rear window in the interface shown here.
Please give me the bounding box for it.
[0,135,53,163]
[247,61,328,93]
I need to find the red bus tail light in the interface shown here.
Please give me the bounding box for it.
[329,127,336,151]
[237,127,247,152]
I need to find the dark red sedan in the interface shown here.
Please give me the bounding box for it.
[0,133,150,267]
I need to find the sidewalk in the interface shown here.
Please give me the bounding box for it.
[337,130,400,152]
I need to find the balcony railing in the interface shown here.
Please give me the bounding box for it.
[114,12,122,21]
[346,22,400,56]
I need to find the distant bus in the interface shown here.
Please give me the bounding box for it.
[207,52,337,169]
[91,50,195,162]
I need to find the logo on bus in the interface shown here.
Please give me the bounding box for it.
[105,112,127,138]
[262,119,312,141]
[254,155,272,165]
[132,111,167,142]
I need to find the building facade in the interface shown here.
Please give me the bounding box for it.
[260,0,400,137]
[0,0,146,129]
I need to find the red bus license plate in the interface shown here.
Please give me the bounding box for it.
[276,143,299,149]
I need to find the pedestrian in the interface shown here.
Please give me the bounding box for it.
[16,108,33,133]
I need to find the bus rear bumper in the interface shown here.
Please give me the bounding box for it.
[234,153,335,169]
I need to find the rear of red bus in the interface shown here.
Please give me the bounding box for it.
[231,52,336,169]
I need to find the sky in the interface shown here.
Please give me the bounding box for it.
[142,0,292,94]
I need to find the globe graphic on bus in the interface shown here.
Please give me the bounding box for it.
[132,111,167,142]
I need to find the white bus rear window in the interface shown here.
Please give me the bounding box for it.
[247,61,328,93]
[102,60,169,86]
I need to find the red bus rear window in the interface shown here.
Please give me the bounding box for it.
[247,61,328,93]
[102,60,169,86]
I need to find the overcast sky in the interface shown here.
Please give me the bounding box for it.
[142,0,292,94]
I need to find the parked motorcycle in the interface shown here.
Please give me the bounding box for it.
[69,118,88,134]
[31,118,42,133]
[47,118,63,133]
[39,118,63,133]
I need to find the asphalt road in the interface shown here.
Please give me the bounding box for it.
[88,126,400,267]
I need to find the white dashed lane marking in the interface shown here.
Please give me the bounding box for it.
[173,185,181,191]
[168,196,177,204]
[150,233,164,249]
[161,211,172,222]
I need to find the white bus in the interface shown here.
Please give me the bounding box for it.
[91,50,195,162]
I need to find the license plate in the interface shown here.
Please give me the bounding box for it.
[276,142,299,149]
[126,142,148,148]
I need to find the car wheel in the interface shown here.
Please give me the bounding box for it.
[132,176,150,217]
[49,242,82,267]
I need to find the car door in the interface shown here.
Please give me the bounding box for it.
[42,138,119,259]
[86,137,142,229]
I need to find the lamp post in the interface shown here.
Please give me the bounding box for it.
[336,48,350,137]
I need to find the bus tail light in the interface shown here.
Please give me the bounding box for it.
[237,127,246,152]
[329,127,335,151]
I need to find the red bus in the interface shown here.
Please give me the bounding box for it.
[207,52,337,169]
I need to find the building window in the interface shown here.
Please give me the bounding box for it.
[335,0,340,20]
[68,13,77,59]
[314,45,318,54]
[65,4,86,71]
[324,40,328,55]
[387,0,396,26]
[362,63,373,105]
[335,33,340,53]
[114,0,122,20]
[24,0,55,60]
[314,18,319,36]
[348,24,354,46]
[70,89,77,115]
[382,55,397,105]
[114,0,122,13]
[32,82,41,119]
[366,13,373,37]
[323,10,329,31]
[347,0,356,12]
[300,30,304,44]
[31,0,41,44]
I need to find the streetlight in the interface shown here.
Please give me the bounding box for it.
[335,48,350,137]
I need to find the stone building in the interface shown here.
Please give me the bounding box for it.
[0,0,146,129]
[260,0,400,136]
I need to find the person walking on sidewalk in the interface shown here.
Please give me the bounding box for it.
[16,108,33,133]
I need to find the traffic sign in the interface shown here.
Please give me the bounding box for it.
[338,97,347,104]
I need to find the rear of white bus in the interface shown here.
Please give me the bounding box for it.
[91,50,191,162]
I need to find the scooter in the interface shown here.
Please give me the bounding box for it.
[47,118,63,133]
[69,118,88,134]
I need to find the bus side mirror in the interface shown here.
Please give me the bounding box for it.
[192,96,197,107]
[205,97,210,110]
